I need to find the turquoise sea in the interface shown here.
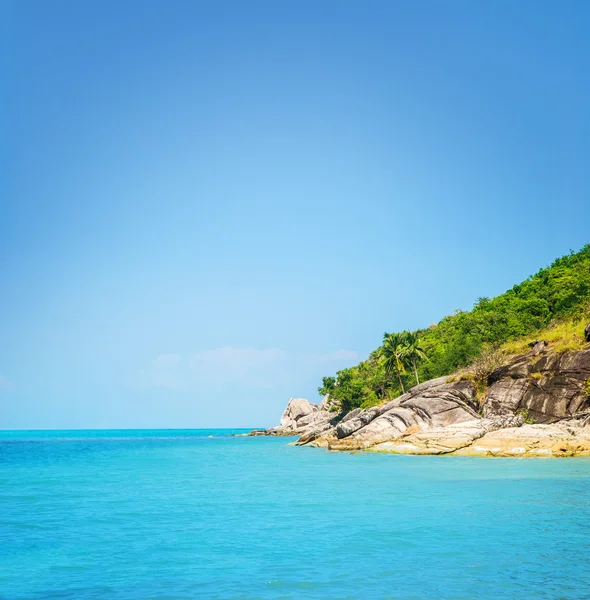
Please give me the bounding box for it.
[1,429,590,600]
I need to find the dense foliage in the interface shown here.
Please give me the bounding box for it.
[319,245,590,412]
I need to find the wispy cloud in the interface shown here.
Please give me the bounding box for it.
[190,346,284,369]
[189,347,286,388]
[136,346,358,390]
[152,354,181,366]
[308,349,359,364]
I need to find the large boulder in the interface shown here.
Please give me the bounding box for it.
[328,379,479,450]
[251,398,339,438]
[483,378,529,418]
[529,340,549,355]
[369,415,524,455]
[483,349,590,422]
[279,398,317,430]
[318,394,340,412]
[336,406,383,439]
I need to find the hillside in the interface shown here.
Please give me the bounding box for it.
[253,322,590,456]
[318,245,590,413]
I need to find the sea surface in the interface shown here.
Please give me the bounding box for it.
[1,429,590,600]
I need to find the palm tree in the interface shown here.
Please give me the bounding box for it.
[404,331,427,385]
[381,332,408,393]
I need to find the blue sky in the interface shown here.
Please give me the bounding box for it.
[2,0,589,429]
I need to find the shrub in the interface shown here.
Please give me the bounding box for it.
[503,317,589,355]
[360,391,381,409]
[469,345,506,383]
[518,409,536,424]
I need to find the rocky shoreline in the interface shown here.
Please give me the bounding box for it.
[250,325,590,457]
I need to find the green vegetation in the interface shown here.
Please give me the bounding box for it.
[381,332,410,393]
[403,331,427,385]
[585,378,590,398]
[517,409,536,425]
[502,317,589,355]
[468,345,506,383]
[319,245,590,412]
[530,372,546,381]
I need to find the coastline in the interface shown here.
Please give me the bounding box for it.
[252,333,590,458]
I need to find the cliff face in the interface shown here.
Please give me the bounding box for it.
[484,348,590,422]
[255,329,590,457]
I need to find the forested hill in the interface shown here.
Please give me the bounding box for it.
[319,245,590,412]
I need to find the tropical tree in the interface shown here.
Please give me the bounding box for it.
[381,332,408,393]
[318,376,336,397]
[403,330,427,384]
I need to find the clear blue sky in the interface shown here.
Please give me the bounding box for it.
[2,0,589,429]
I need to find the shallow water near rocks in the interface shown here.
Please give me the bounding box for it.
[1,429,590,599]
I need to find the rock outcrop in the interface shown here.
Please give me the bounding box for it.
[252,328,590,456]
[280,398,316,429]
[318,394,339,412]
[483,349,590,422]
[325,378,479,450]
[250,398,338,437]
[368,419,590,457]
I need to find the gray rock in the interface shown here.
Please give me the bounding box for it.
[522,376,588,422]
[330,380,479,449]
[248,429,267,436]
[483,349,590,423]
[481,414,524,431]
[295,416,341,445]
[248,396,342,437]
[401,375,454,394]
[370,419,590,457]
[483,378,529,418]
[534,349,590,379]
[318,394,339,412]
[529,340,548,355]
[336,406,382,438]
[488,356,534,384]
[296,410,332,429]
[402,380,479,417]
[339,407,362,423]
[279,398,317,430]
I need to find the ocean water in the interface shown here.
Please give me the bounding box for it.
[1,430,590,600]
